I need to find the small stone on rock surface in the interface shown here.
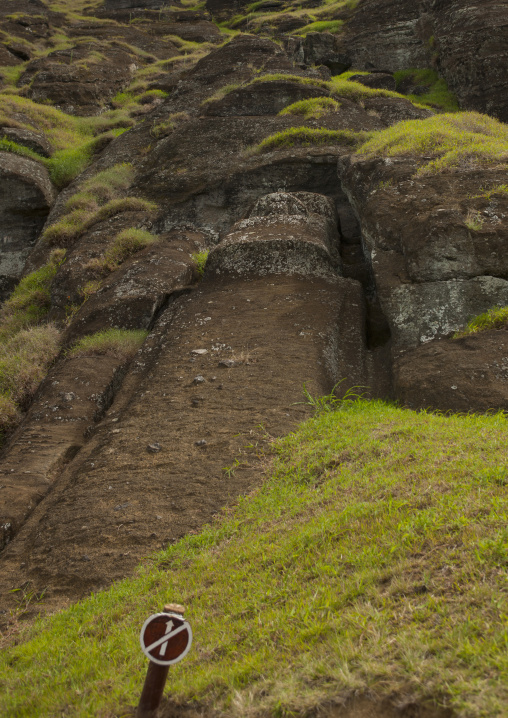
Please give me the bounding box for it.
[195,439,207,446]
[219,359,235,367]
[192,349,208,355]
[147,442,161,453]
[193,375,206,384]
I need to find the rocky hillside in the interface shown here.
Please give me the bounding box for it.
[1,0,508,654]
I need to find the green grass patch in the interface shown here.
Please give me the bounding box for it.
[191,250,209,277]
[247,127,371,154]
[0,136,44,163]
[294,19,344,34]
[357,111,508,173]
[1,399,508,715]
[454,306,508,337]
[68,328,148,359]
[202,72,420,110]
[473,183,508,201]
[0,95,133,187]
[0,250,65,339]
[394,69,459,112]
[279,97,340,120]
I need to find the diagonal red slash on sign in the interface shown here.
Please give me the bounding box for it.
[145,622,190,655]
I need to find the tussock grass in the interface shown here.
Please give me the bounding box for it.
[43,164,157,246]
[88,229,158,274]
[464,209,484,231]
[0,251,65,438]
[454,306,508,337]
[0,325,60,408]
[279,96,340,119]
[247,127,371,154]
[357,111,508,173]
[1,399,508,716]
[0,250,65,339]
[68,328,148,359]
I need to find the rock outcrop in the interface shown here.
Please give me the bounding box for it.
[340,0,508,120]
[0,153,56,300]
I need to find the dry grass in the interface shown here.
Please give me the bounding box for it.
[0,251,65,440]
[68,328,148,360]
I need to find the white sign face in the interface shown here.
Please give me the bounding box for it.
[140,613,193,666]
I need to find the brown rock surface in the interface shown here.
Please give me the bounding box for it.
[394,330,508,413]
[0,193,368,610]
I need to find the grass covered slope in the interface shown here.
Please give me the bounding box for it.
[2,399,508,717]
[357,112,508,173]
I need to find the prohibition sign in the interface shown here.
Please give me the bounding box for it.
[140,612,193,666]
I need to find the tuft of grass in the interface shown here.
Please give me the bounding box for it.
[101,229,158,272]
[464,210,485,231]
[454,306,508,338]
[46,143,95,188]
[201,82,242,106]
[1,400,508,715]
[0,250,65,338]
[279,97,340,120]
[0,325,61,410]
[42,164,157,247]
[150,112,190,139]
[191,250,209,277]
[357,111,508,174]
[68,329,148,360]
[247,127,371,155]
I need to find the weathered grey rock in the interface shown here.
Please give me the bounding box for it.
[207,191,341,278]
[204,80,330,117]
[384,276,508,349]
[0,127,52,157]
[0,153,56,301]
[286,32,351,75]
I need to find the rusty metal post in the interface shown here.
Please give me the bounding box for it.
[136,604,185,718]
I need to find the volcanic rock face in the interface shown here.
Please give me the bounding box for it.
[341,0,508,121]
[0,190,367,601]
[0,0,508,613]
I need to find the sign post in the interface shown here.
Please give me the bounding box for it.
[136,603,192,718]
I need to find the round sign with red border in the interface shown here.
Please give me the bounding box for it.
[140,613,193,666]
